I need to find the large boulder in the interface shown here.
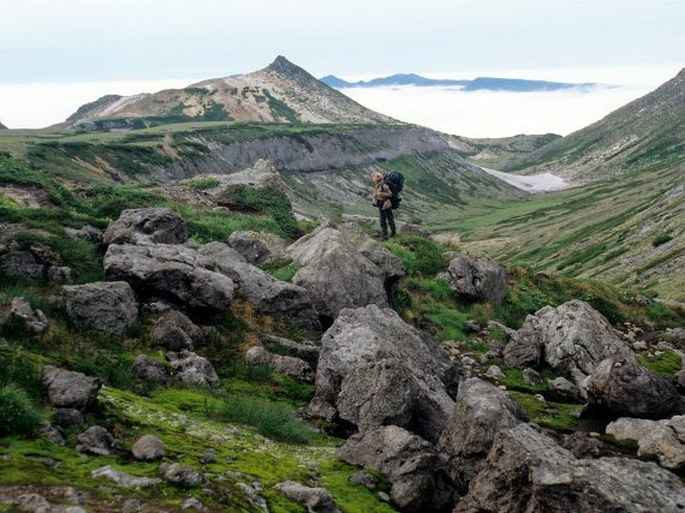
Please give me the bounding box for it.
[167,350,220,388]
[102,208,187,246]
[104,244,234,315]
[444,253,507,304]
[437,378,527,488]
[131,434,165,461]
[76,426,115,456]
[585,357,685,420]
[337,425,453,513]
[286,227,391,322]
[43,366,101,410]
[62,281,138,336]
[455,422,685,513]
[504,300,631,389]
[606,416,685,470]
[305,304,456,442]
[199,242,320,330]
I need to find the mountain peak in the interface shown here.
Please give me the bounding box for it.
[265,55,307,76]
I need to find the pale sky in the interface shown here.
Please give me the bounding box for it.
[1,0,683,133]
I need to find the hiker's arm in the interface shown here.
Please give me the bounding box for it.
[377,184,392,199]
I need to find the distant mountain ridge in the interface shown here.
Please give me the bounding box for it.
[320,73,596,92]
[66,56,398,129]
[0,120,7,130]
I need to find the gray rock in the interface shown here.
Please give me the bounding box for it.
[150,319,194,351]
[43,366,101,410]
[484,365,505,381]
[200,242,320,330]
[606,415,685,469]
[337,425,453,513]
[228,230,287,265]
[104,244,234,315]
[38,422,65,446]
[275,481,341,513]
[504,300,631,390]
[305,305,456,442]
[181,498,206,510]
[76,426,115,455]
[103,208,187,246]
[560,431,606,459]
[167,350,220,388]
[131,355,170,384]
[64,224,103,244]
[13,493,51,513]
[437,378,526,488]
[456,423,685,513]
[157,309,206,344]
[245,346,315,383]
[548,376,580,400]
[91,465,161,487]
[205,159,287,196]
[445,253,507,304]
[350,471,378,490]
[585,357,685,420]
[62,281,138,336]
[1,240,71,284]
[6,297,48,334]
[286,227,389,321]
[131,434,165,461]
[159,463,204,488]
[260,333,320,368]
[523,367,543,387]
[53,408,84,428]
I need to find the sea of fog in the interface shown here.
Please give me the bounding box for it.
[0,64,680,138]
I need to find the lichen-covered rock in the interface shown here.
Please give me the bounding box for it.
[585,357,685,420]
[455,422,685,513]
[227,230,287,265]
[437,378,527,488]
[131,434,165,461]
[305,304,456,442]
[159,463,204,488]
[91,465,161,487]
[43,366,101,410]
[167,350,219,388]
[103,208,187,246]
[337,425,453,513]
[504,300,631,389]
[200,242,320,330]
[4,297,48,334]
[131,355,170,384]
[62,281,138,336]
[444,253,507,304]
[104,244,234,315]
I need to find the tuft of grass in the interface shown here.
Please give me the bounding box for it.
[0,347,44,402]
[386,236,446,277]
[181,176,221,190]
[651,233,673,247]
[260,258,303,282]
[206,393,312,444]
[510,391,580,433]
[637,350,682,380]
[0,384,42,436]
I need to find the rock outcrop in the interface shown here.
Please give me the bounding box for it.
[103,208,188,246]
[444,253,507,304]
[227,230,287,265]
[455,422,685,513]
[305,304,456,442]
[504,300,631,389]
[43,366,101,411]
[167,350,220,388]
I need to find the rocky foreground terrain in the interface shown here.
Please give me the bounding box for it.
[0,161,684,512]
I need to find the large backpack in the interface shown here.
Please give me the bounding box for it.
[384,171,404,209]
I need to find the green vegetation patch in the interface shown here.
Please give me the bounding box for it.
[637,350,682,380]
[510,391,580,432]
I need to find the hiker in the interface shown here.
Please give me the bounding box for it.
[371,172,396,240]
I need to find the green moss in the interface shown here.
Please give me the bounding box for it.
[318,460,397,513]
[637,350,682,379]
[510,391,580,432]
[501,368,548,395]
[260,259,303,282]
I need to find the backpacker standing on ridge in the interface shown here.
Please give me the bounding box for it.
[371,171,398,240]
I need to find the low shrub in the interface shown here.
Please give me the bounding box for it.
[0,384,41,436]
[651,233,673,247]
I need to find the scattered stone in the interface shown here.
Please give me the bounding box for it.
[632,340,648,351]
[91,465,161,487]
[350,471,378,490]
[167,350,220,388]
[337,425,453,513]
[122,498,143,513]
[62,281,138,336]
[131,434,165,461]
[484,365,505,381]
[245,346,315,382]
[131,355,170,384]
[103,208,188,246]
[159,463,204,488]
[6,297,48,334]
[53,408,84,428]
[275,481,341,513]
[522,367,543,387]
[0,239,71,284]
[64,224,103,244]
[76,426,115,456]
[560,431,606,459]
[606,415,685,470]
[465,320,483,333]
[585,357,685,420]
[182,497,206,510]
[633,295,652,306]
[444,253,507,304]
[260,333,320,368]
[43,366,101,410]
[38,422,65,446]
[198,451,217,464]
[548,376,580,400]
[150,319,194,351]
[227,230,286,265]
[437,378,527,488]
[13,493,51,513]
[237,483,269,512]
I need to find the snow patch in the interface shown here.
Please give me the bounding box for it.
[480,166,568,193]
[100,94,148,117]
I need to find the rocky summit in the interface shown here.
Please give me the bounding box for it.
[0,57,684,512]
